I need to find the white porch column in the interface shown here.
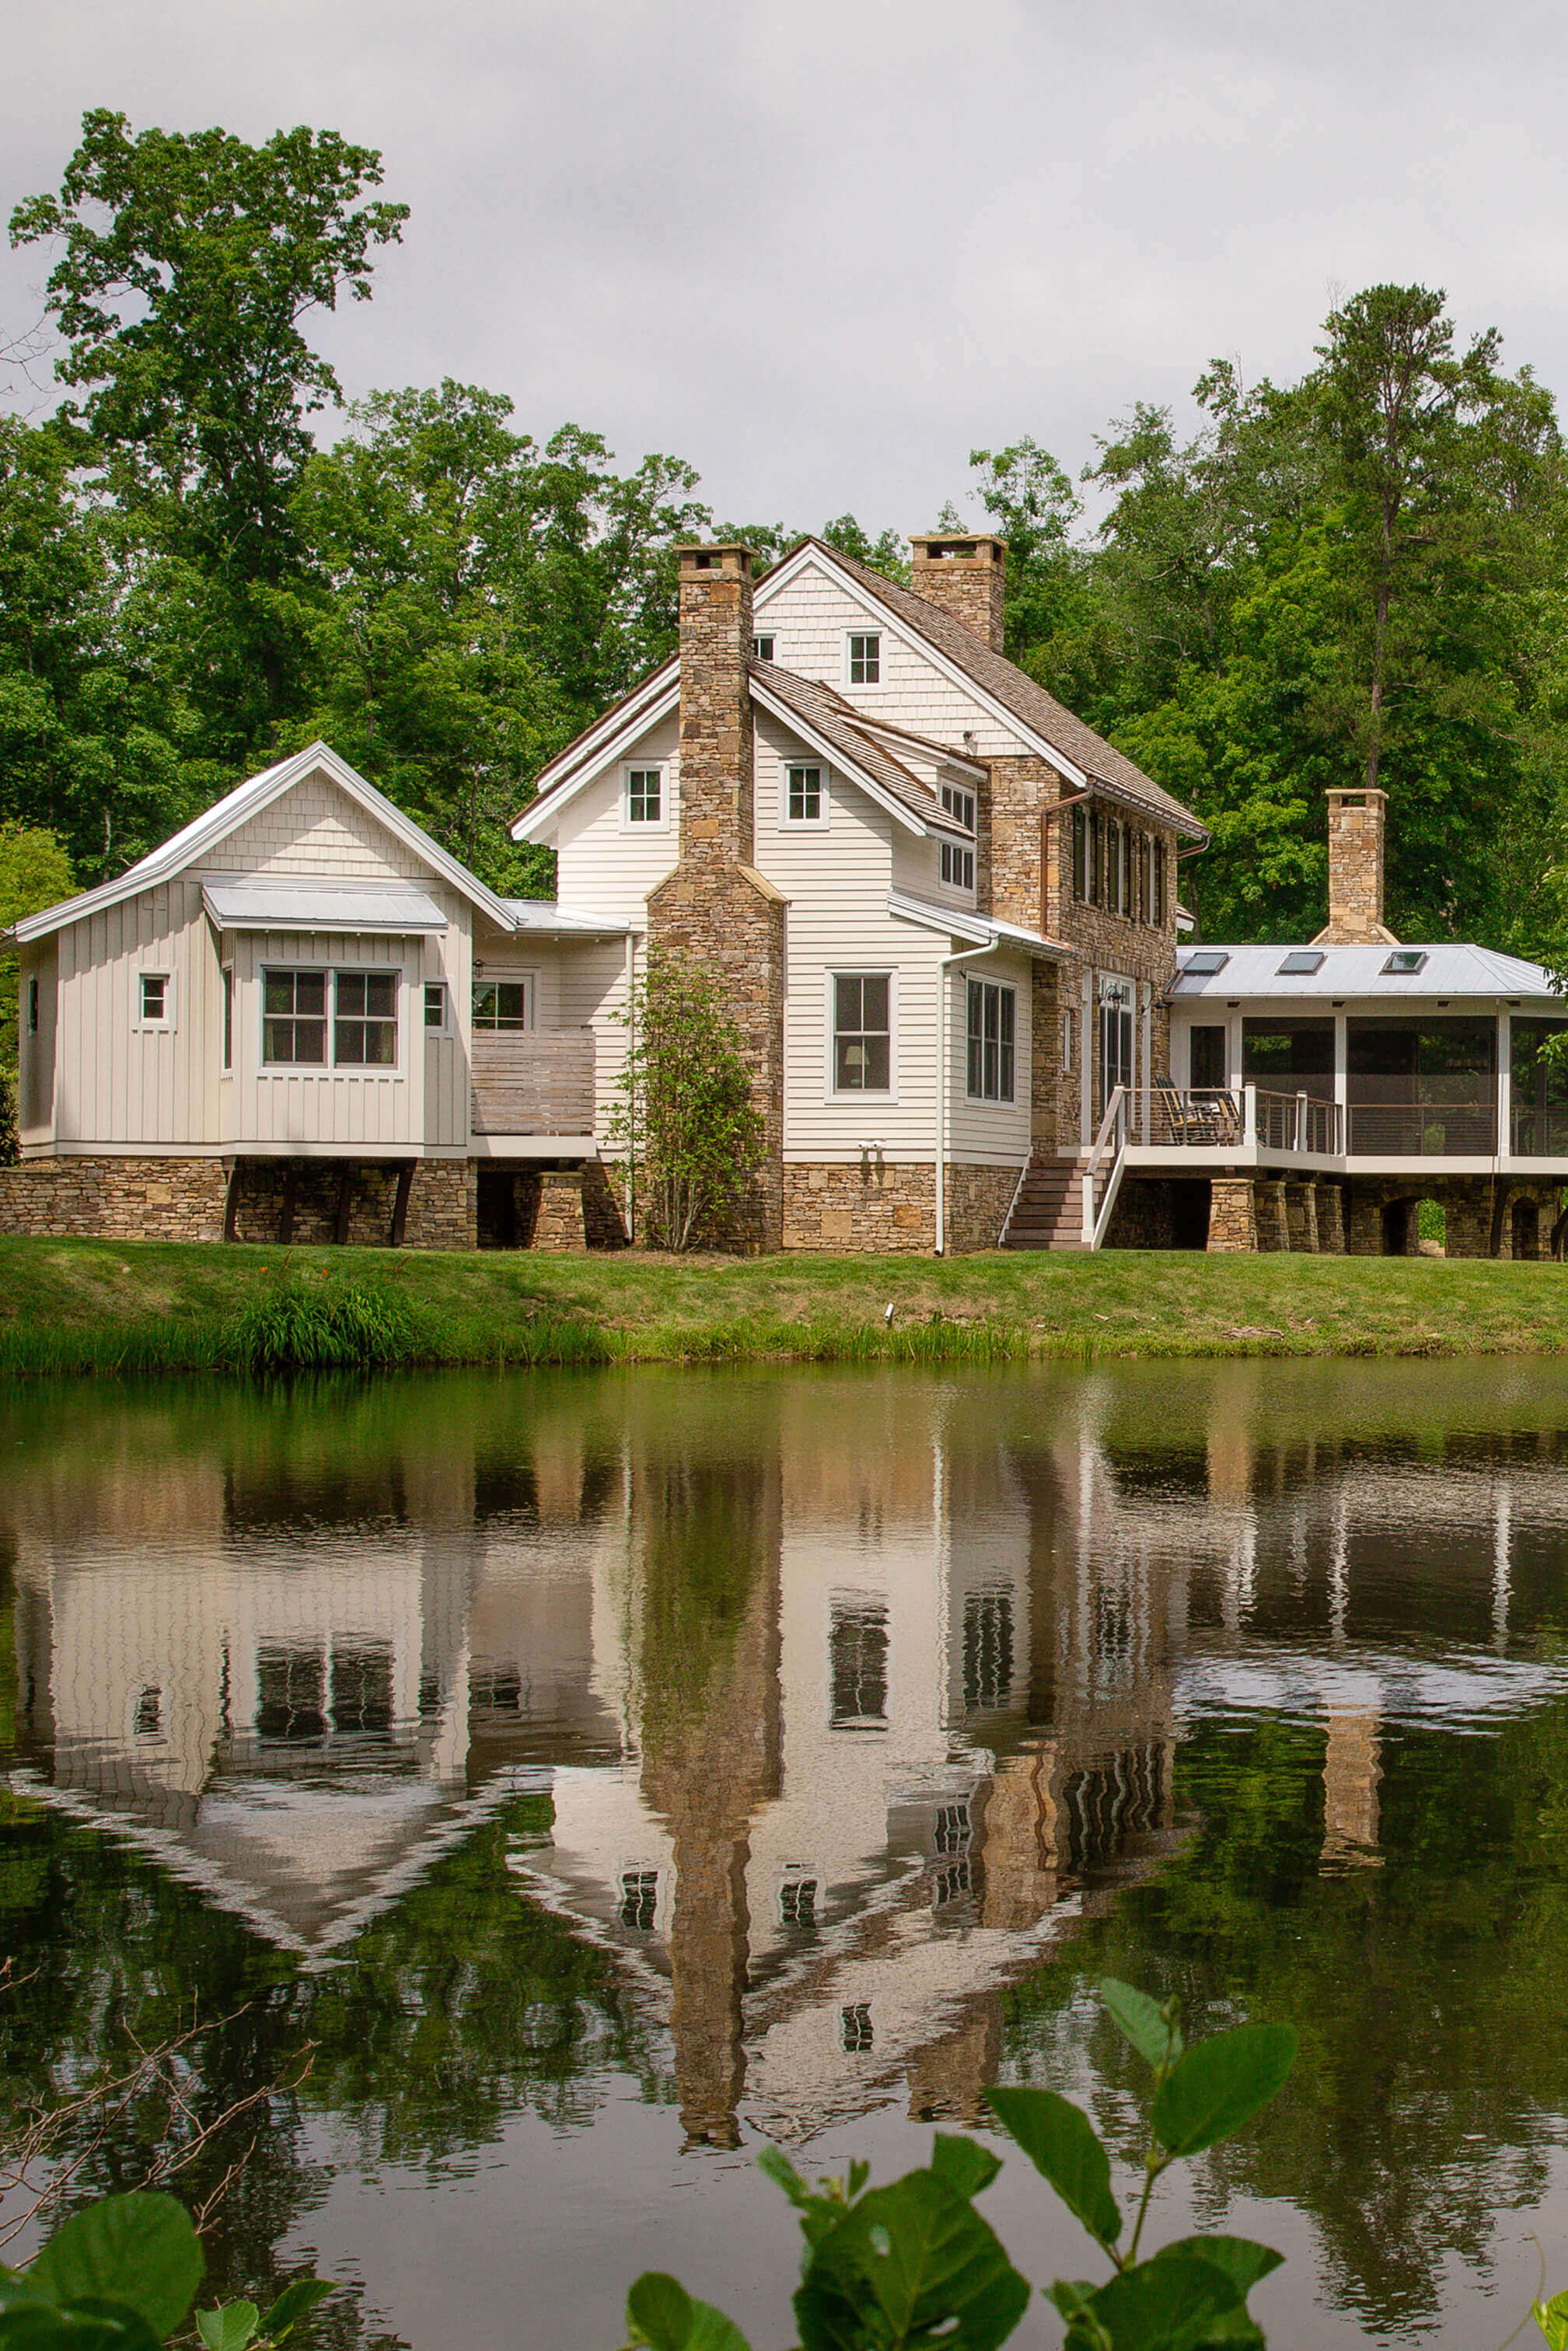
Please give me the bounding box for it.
[1140,981,1153,1142]
[1080,967,1093,1146]
[1497,1010,1511,1161]
[1334,1011,1348,1155]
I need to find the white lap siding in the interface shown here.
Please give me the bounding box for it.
[945,947,1033,1165]
[752,556,1032,760]
[551,712,680,924]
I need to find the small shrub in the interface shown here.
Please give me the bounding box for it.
[610,951,766,1252]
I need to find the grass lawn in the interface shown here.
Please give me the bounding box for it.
[2,1235,1567,1376]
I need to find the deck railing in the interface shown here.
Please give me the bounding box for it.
[1346,1079,1495,1158]
[471,1029,596,1136]
[1142,1086,1343,1156]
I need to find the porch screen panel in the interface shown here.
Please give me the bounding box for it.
[1346,1017,1495,1155]
[1242,1018,1335,1099]
[1510,1020,1568,1156]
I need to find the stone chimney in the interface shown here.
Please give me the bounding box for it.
[646,543,786,1249]
[909,533,1008,654]
[1313,788,1398,945]
[676,543,756,868]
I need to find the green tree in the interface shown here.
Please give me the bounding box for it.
[11,109,407,771]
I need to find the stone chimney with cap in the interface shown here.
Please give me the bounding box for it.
[1312,788,1399,945]
[909,533,1008,655]
[645,543,785,1248]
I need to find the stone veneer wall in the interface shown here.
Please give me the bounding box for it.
[781,1162,1018,1254]
[0,1156,229,1241]
[231,1158,475,1249]
[648,544,786,1252]
[1345,1175,1563,1260]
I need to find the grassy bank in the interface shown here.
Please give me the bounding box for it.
[2,1236,1568,1377]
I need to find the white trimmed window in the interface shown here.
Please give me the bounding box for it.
[334,971,398,1067]
[136,971,174,1029]
[830,971,893,1095]
[847,631,881,686]
[424,980,449,1033]
[783,762,826,826]
[263,969,327,1065]
[967,978,1015,1102]
[473,977,531,1030]
[623,763,666,828]
[753,633,775,660]
[941,840,975,891]
[27,976,40,1035]
[222,968,234,1071]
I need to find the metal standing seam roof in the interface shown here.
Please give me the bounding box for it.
[203,882,450,933]
[1171,941,1564,1001]
[806,540,1207,840]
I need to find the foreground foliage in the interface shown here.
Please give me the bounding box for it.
[621,1978,1295,2351]
[610,953,767,1252]
[0,2191,330,2351]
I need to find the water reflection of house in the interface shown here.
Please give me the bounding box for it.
[10,1372,1568,2147]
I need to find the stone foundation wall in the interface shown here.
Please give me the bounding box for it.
[781,1162,1018,1254]
[1104,1178,1175,1249]
[1345,1176,1564,1261]
[0,1156,229,1242]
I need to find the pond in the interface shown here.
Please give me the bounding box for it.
[5,1359,1568,2348]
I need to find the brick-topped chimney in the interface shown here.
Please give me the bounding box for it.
[909,533,1008,654]
[677,543,756,869]
[1313,788,1398,945]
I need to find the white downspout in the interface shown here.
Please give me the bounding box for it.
[624,931,637,1243]
[934,940,1004,1256]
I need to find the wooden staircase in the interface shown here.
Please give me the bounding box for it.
[1001,1153,1121,1251]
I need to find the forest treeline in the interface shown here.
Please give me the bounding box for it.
[6,107,1568,956]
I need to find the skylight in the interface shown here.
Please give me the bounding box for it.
[1183,950,1230,976]
[1278,949,1325,975]
[1381,951,1429,975]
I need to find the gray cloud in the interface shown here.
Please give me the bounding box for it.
[2,0,1562,532]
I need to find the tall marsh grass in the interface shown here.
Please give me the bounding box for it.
[229,1277,421,1371]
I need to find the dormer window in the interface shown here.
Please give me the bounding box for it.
[753,634,774,661]
[847,631,881,686]
[941,784,976,832]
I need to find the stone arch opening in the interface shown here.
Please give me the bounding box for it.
[1511,1196,1541,1261]
[1415,1199,1446,1256]
[1380,1197,1417,1256]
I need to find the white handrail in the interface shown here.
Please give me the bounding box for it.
[999,1144,1035,1249]
[1081,1085,1127,1245]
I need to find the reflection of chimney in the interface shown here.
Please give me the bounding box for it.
[908,2001,1002,2123]
[909,534,1008,655]
[1321,1711,1383,1869]
[1313,789,1398,946]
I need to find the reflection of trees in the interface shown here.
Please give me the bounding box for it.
[0,1791,656,2342]
[1001,1702,1568,2332]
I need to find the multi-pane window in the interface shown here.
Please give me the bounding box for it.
[934,1801,971,1856]
[787,763,823,822]
[941,784,976,832]
[753,633,775,660]
[222,969,233,1071]
[833,973,891,1093]
[263,969,327,1064]
[626,765,663,824]
[473,980,529,1029]
[138,972,170,1024]
[1090,809,1104,905]
[963,1588,1014,1711]
[424,981,447,1031]
[941,840,975,890]
[1071,805,1089,903]
[1062,1008,1076,1073]
[1105,819,1123,915]
[620,1870,658,1932]
[27,976,39,1034]
[334,971,397,1066]
[842,2003,875,2052]
[1153,840,1168,926]
[966,979,1015,1102]
[829,1599,889,1727]
[848,631,881,685]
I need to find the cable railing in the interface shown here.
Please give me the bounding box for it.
[1141,1085,1343,1157]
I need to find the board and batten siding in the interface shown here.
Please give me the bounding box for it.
[53,878,222,1150]
[17,939,58,1149]
[224,926,431,1153]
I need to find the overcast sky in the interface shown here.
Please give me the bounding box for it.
[4,0,1566,534]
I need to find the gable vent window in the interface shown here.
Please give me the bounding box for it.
[786,763,823,823]
[334,970,397,1067]
[848,631,881,686]
[753,633,774,661]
